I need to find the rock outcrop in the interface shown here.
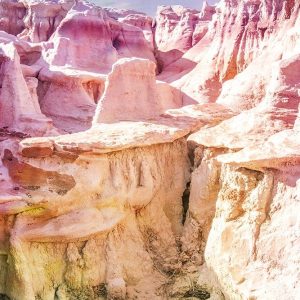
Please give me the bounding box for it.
[0,0,299,299]
[0,102,235,299]
[0,43,54,135]
[160,0,299,105]
[19,0,74,42]
[0,0,160,134]
[94,58,183,124]
[1,137,190,299]
[184,114,300,299]
[154,2,216,70]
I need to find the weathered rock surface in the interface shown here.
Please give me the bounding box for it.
[0,0,161,134]
[1,138,189,299]
[94,57,184,124]
[154,2,215,70]
[160,0,300,106]
[0,43,54,135]
[0,0,299,299]
[185,119,300,299]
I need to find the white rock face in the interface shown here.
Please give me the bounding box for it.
[185,106,300,299]
[204,164,300,300]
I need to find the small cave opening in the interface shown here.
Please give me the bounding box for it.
[182,182,191,225]
[112,37,122,50]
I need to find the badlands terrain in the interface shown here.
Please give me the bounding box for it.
[0,0,299,299]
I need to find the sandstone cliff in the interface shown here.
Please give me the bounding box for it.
[0,0,299,300]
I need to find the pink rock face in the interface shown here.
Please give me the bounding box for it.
[0,0,74,42]
[0,0,26,35]
[0,0,160,134]
[105,7,155,50]
[94,58,182,124]
[46,2,118,72]
[0,43,54,135]
[45,1,155,73]
[0,30,42,64]
[154,2,215,69]
[0,0,299,300]
[19,0,74,42]
[160,0,299,105]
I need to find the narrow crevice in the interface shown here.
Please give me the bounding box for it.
[54,286,59,300]
[182,182,191,225]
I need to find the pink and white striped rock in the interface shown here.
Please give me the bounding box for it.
[0,0,299,299]
[154,2,215,69]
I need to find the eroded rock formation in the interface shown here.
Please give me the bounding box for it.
[154,2,215,70]
[0,0,299,299]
